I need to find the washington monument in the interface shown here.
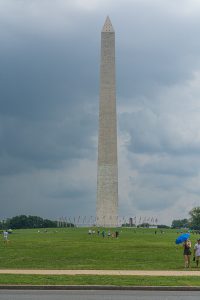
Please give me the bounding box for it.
[96,17,118,227]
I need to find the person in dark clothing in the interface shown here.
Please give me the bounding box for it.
[183,239,192,268]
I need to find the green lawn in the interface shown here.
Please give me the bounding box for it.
[1,274,200,286]
[0,227,198,270]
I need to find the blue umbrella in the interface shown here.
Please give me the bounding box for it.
[175,233,190,244]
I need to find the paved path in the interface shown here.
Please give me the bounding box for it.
[1,290,200,300]
[1,269,200,276]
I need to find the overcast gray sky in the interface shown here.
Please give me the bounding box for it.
[1,0,200,225]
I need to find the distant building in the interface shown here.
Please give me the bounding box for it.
[149,225,158,229]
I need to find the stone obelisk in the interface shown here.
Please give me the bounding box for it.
[96,17,118,227]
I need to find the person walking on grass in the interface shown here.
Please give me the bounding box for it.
[183,238,192,268]
[193,239,200,267]
[3,230,9,243]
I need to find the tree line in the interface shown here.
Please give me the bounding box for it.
[171,207,200,229]
[1,207,200,230]
[0,215,58,229]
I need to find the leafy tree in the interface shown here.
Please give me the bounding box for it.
[6,215,57,229]
[137,223,150,228]
[171,219,188,229]
[189,207,200,229]
[157,225,170,229]
[8,215,29,229]
[43,219,57,228]
[122,223,136,227]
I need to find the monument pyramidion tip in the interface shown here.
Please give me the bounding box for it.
[102,16,115,32]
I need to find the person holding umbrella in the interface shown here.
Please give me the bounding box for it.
[176,233,191,268]
[183,238,192,268]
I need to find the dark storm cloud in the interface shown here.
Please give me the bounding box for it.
[116,0,200,99]
[1,0,200,223]
[0,111,96,176]
[140,158,199,177]
[130,190,175,211]
[120,109,200,156]
[0,25,99,119]
[0,7,100,176]
[0,0,108,219]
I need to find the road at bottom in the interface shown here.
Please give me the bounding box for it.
[0,290,200,300]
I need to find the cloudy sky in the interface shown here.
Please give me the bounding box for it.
[1,0,200,225]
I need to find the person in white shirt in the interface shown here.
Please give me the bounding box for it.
[193,239,200,267]
[3,231,8,243]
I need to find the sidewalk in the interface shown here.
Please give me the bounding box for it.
[1,269,200,276]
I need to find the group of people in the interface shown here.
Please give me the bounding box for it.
[88,229,119,238]
[183,238,200,268]
[100,230,119,238]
